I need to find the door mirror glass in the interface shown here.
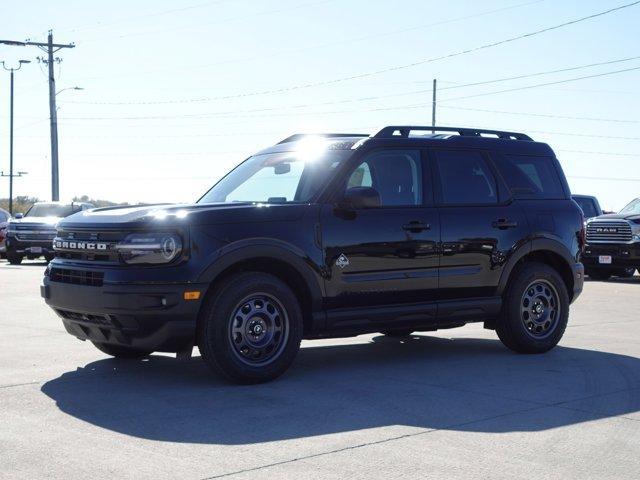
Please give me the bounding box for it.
[342,187,381,209]
[14,213,23,219]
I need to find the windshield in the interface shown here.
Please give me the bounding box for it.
[574,197,599,219]
[620,198,640,215]
[198,148,353,204]
[26,204,78,218]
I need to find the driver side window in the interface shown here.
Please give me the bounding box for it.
[345,150,422,207]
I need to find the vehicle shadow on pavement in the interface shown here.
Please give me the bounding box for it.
[41,335,640,444]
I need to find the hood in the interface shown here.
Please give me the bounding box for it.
[9,216,61,227]
[589,213,640,223]
[57,202,308,229]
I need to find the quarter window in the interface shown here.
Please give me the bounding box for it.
[434,150,497,205]
[496,155,564,199]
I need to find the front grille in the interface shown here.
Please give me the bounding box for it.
[50,267,104,287]
[15,232,56,241]
[54,229,125,263]
[586,220,632,243]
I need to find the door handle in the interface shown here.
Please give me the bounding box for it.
[492,219,518,229]
[402,221,431,233]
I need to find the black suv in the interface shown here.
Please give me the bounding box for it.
[6,201,94,264]
[582,197,640,280]
[41,126,585,383]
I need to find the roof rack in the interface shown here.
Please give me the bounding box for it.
[373,126,533,141]
[277,133,369,144]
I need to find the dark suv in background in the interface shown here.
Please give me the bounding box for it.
[572,194,603,221]
[6,202,94,264]
[583,197,640,280]
[41,126,584,383]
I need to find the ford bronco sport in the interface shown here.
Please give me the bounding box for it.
[41,126,585,383]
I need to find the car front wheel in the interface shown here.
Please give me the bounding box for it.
[497,262,569,354]
[197,272,303,384]
[6,252,22,265]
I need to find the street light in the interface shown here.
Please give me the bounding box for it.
[56,86,83,96]
[1,59,30,215]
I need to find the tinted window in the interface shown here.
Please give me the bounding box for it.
[497,154,564,199]
[573,197,599,219]
[26,204,79,217]
[434,150,497,205]
[346,150,422,206]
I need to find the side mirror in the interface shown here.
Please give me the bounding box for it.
[340,187,381,210]
[14,213,24,219]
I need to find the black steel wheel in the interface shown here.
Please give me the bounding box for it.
[520,280,560,339]
[228,293,290,367]
[197,272,303,384]
[497,262,569,354]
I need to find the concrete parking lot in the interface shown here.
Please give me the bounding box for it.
[1,260,639,480]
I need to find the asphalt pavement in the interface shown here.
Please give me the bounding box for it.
[1,260,639,479]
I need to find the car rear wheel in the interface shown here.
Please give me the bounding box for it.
[6,252,22,265]
[197,272,303,384]
[92,342,153,358]
[587,269,612,281]
[497,262,569,354]
[616,267,636,278]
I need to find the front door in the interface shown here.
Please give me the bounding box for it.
[321,148,440,319]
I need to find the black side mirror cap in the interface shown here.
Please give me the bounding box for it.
[340,187,381,209]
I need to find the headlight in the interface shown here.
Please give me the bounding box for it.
[116,232,183,265]
[632,224,640,241]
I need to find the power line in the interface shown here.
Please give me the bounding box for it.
[57,64,640,121]
[559,149,640,157]
[67,1,640,104]
[439,105,640,124]
[65,54,640,106]
[438,65,640,102]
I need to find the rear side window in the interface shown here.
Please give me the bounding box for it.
[496,154,565,199]
[434,150,497,205]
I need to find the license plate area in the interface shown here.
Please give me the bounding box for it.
[598,255,612,264]
[30,246,43,254]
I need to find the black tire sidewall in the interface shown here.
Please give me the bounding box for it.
[198,272,303,384]
[499,262,569,353]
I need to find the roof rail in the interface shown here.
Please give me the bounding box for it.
[277,133,369,144]
[373,126,533,141]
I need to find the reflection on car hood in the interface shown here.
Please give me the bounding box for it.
[590,213,640,222]
[57,202,308,229]
[9,216,61,226]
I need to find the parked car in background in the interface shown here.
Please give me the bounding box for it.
[582,197,640,280]
[5,202,94,265]
[42,126,585,384]
[0,208,10,258]
[572,194,603,221]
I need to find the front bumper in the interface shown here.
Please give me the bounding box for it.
[41,276,207,352]
[582,243,640,269]
[6,235,55,256]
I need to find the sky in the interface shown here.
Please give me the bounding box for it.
[0,0,639,211]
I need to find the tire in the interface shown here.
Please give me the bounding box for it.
[6,252,22,265]
[381,329,414,337]
[92,342,153,359]
[197,272,303,384]
[616,267,636,278]
[588,269,611,281]
[496,262,569,354]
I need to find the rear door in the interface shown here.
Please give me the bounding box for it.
[321,148,440,312]
[431,148,529,302]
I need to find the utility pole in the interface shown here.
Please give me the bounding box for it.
[1,60,30,215]
[431,79,437,132]
[0,31,74,202]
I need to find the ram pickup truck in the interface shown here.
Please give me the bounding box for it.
[583,197,640,280]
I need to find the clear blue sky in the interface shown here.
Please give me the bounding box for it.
[1,0,639,210]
